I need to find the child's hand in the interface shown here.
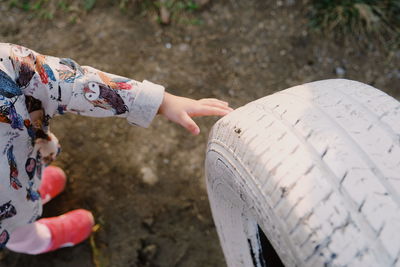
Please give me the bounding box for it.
[158,92,234,135]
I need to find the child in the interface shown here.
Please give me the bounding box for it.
[0,43,233,254]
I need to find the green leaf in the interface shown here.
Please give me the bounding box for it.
[22,2,31,11]
[84,0,96,10]
[186,1,199,11]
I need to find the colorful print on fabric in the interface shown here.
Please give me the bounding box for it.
[0,201,17,221]
[83,82,128,115]
[57,105,67,115]
[7,145,22,190]
[35,55,55,84]
[57,68,76,83]
[36,151,42,179]
[60,58,85,77]
[0,105,11,124]
[10,45,36,88]
[8,101,24,130]
[0,97,24,130]
[25,157,36,180]
[0,69,23,98]
[98,71,132,90]
[26,181,40,202]
[0,230,9,249]
[25,95,43,113]
[35,54,47,84]
[16,64,36,88]
[43,64,56,82]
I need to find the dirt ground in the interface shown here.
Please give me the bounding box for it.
[0,0,399,266]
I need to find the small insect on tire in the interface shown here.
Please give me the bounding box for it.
[205,79,400,267]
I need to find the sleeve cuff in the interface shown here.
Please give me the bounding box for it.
[127,80,165,128]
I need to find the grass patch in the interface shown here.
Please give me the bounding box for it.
[309,0,400,47]
[7,0,100,20]
[6,0,204,25]
[89,224,109,267]
[139,0,203,25]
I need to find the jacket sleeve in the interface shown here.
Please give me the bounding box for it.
[1,43,165,128]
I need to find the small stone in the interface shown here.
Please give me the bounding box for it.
[141,166,158,186]
[196,213,205,222]
[143,217,154,228]
[163,158,170,164]
[165,43,172,49]
[178,43,189,52]
[143,244,157,259]
[335,67,346,77]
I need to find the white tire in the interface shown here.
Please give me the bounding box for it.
[205,79,400,267]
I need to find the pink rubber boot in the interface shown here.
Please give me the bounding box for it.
[38,209,94,252]
[39,166,67,204]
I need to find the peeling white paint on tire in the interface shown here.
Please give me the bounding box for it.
[205,79,400,267]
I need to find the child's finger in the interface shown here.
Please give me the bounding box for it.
[199,100,233,111]
[190,106,231,117]
[199,98,229,106]
[178,112,200,135]
[202,102,234,112]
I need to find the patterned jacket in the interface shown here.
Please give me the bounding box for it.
[0,43,165,248]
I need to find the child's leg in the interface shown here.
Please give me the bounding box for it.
[6,222,51,255]
[7,167,92,254]
[7,209,94,254]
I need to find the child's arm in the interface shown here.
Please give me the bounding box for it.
[158,93,233,135]
[0,43,164,130]
[0,43,232,137]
